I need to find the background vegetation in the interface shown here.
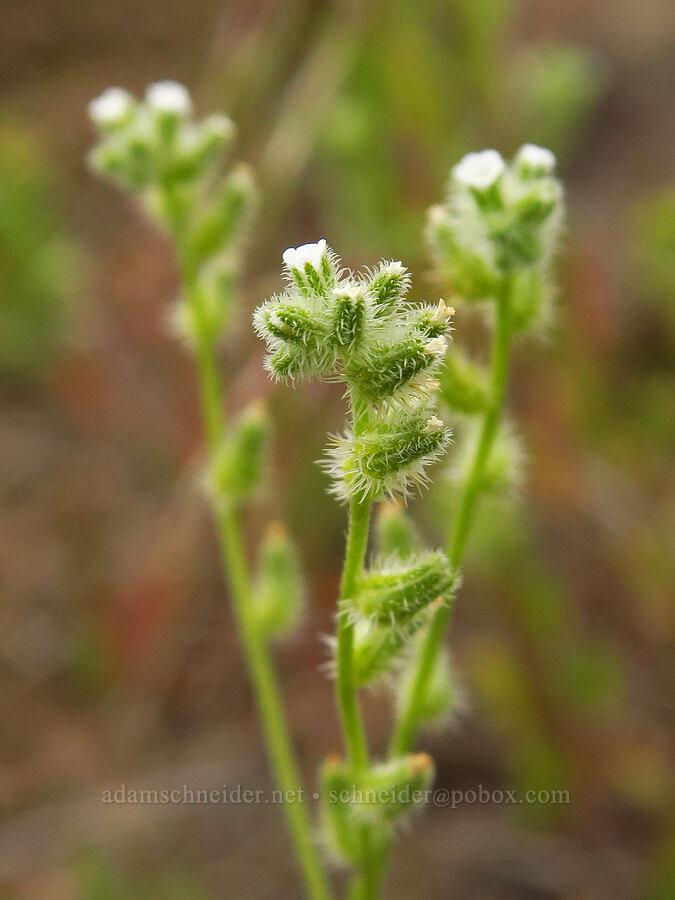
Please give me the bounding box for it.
[0,1,672,897]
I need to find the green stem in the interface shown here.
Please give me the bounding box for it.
[336,394,379,898]
[167,199,330,897]
[366,277,514,897]
[193,329,331,900]
[390,276,513,757]
[335,495,371,772]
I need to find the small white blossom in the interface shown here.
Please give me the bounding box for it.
[428,204,448,227]
[145,81,192,116]
[515,144,556,175]
[425,416,444,433]
[433,299,454,323]
[203,113,235,141]
[453,150,505,190]
[282,239,327,272]
[88,87,133,126]
[425,336,448,357]
[385,261,407,276]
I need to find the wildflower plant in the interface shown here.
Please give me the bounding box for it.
[88,83,331,900]
[390,145,564,770]
[90,78,563,899]
[255,146,563,895]
[254,240,457,891]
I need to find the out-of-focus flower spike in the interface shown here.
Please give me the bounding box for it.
[251,522,303,639]
[209,401,269,506]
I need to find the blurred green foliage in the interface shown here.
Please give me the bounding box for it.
[75,848,210,900]
[0,123,80,380]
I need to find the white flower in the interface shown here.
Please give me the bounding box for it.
[203,113,234,141]
[88,87,133,126]
[385,261,406,276]
[425,416,444,433]
[433,299,454,323]
[453,150,505,190]
[425,336,447,357]
[282,239,327,272]
[145,81,192,116]
[428,204,448,227]
[515,144,556,175]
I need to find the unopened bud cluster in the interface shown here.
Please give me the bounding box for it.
[427,144,563,330]
[428,145,564,495]
[89,85,303,646]
[88,81,256,347]
[254,241,453,502]
[320,751,435,864]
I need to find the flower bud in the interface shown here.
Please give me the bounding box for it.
[88,87,134,130]
[88,129,156,189]
[365,260,410,317]
[509,266,554,332]
[170,261,237,347]
[452,420,524,495]
[356,753,435,823]
[319,755,365,864]
[411,300,455,339]
[209,402,269,505]
[453,149,505,192]
[345,551,455,630]
[438,348,492,414]
[186,163,256,264]
[331,286,366,352]
[325,411,450,501]
[351,605,432,686]
[256,301,323,345]
[350,335,443,403]
[426,208,500,302]
[375,502,418,560]
[251,523,303,638]
[282,239,334,298]
[320,752,433,860]
[514,143,557,179]
[398,647,458,726]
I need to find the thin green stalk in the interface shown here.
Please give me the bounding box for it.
[364,277,513,897]
[336,495,372,772]
[336,395,379,899]
[180,255,331,899]
[390,276,513,757]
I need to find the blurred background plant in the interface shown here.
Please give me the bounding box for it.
[0,0,672,898]
[0,123,81,381]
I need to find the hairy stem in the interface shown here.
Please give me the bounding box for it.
[336,495,372,771]
[367,277,513,896]
[391,276,512,755]
[170,204,330,898]
[336,393,379,897]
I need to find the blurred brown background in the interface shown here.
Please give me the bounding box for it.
[0,1,673,897]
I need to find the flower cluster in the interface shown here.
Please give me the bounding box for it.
[320,751,435,864]
[88,82,233,194]
[427,144,563,331]
[254,241,453,502]
[427,144,563,496]
[88,81,256,347]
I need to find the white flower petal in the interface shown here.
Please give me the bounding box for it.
[453,149,505,190]
[282,239,327,272]
[425,336,448,357]
[515,143,556,175]
[145,81,192,116]
[88,87,133,125]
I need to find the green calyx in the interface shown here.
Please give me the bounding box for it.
[209,402,269,505]
[320,752,435,864]
[251,523,303,638]
[344,551,455,630]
